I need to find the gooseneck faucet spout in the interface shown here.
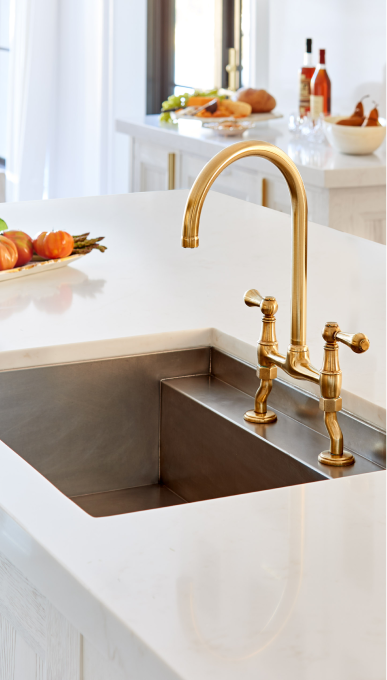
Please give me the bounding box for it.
[182,141,308,347]
[181,141,369,467]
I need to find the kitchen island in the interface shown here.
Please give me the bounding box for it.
[116,115,386,244]
[0,190,385,680]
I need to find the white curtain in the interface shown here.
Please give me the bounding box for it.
[6,0,113,202]
[6,0,58,201]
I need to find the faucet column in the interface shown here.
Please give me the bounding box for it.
[243,289,279,424]
[318,322,370,466]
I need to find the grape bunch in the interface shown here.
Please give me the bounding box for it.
[159,89,222,123]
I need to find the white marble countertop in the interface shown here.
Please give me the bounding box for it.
[0,190,384,425]
[116,115,386,189]
[0,190,385,679]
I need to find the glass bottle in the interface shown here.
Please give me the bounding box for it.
[310,49,331,118]
[299,38,314,116]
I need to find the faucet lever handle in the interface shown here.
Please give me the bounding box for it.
[336,331,370,354]
[244,289,264,308]
[244,289,278,317]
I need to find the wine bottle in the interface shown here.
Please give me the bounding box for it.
[310,49,331,118]
[299,38,314,116]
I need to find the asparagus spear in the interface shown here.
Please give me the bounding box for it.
[71,235,107,254]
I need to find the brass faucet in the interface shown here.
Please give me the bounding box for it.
[181,141,370,467]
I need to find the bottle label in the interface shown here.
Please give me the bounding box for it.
[299,74,311,116]
[310,95,324,119]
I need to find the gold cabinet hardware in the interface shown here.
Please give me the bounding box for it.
[168,153,175,190]
[261,178,268,207]
[225,48,238,91]
[181,140,370,467]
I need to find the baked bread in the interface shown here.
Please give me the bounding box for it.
[221,99,252,117]
[234,88,276,113]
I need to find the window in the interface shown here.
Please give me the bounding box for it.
[174,0,216,93]
[146,0,249,114]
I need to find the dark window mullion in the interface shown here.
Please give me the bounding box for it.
[146,0,175,114]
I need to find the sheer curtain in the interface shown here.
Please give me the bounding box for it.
[6,0,113,202]
[6,0,58,201]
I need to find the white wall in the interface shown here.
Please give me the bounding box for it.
[112,0,147,194]
[49,0,146,199]
[252,0,386,118]
[0,0,10,159]
[5,0,146,201]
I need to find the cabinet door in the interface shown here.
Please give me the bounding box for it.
[180,152,262,204]
[263,176,332,229]
[133,140,177,192]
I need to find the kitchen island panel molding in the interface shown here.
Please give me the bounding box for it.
[0,552,82,680]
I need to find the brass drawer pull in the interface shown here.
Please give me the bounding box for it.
[168,153,175,190]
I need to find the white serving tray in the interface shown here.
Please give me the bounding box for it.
[177,111,284,124]
[0,253,85,283]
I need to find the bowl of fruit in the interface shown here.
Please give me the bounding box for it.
[323,98,386,155]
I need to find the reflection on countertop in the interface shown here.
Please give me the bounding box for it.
[0,267,105,320]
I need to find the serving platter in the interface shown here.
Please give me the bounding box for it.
[0,253,85,283]
[175,111,283,124]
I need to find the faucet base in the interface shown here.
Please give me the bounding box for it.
[244,409,277,424]
[318,450,355,467]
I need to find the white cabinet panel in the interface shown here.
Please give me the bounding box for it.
[180,152,263,204]
[133,140,176,193]
[83,638,126,680]
[0,616,44,680]
[264,176,291,215]
[0,552,81,680]
[46,604,81,680]
[264,177,330,227]
[0,551,47,658]
[329,185,386,244]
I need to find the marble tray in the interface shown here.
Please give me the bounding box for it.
[178,111,284,123]
[0,253,85,282]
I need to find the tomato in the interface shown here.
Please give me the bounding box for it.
[33,231,74,259]
[0,235,18,270]
[33,231,48,257]
[1,230,33,266]
[43,231,74,259]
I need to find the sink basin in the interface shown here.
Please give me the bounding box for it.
[0,347,384,517]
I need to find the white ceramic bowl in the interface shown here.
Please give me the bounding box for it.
[322,116,386,155]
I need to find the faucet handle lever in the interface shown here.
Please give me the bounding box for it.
[336,331,370,354]
[244,289,264,308]
[244,289,278,317]
[322,323,370,354]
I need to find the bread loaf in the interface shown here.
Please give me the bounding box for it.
[221,100,252,117]
[234,88,276,113]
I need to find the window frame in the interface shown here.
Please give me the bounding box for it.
[146,0,243,115]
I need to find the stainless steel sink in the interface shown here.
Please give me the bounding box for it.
[0,348,384,517]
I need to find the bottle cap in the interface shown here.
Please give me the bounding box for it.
[319,49,326,64]
[306,38,312,53]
